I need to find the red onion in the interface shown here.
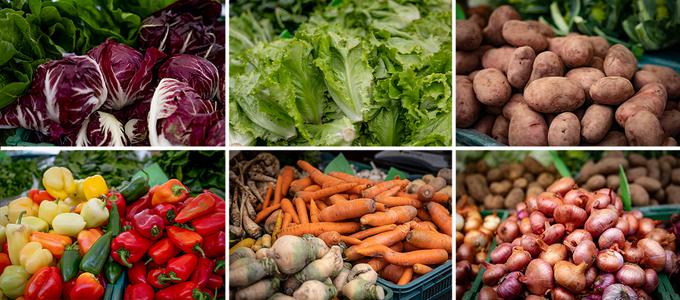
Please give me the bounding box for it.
[505,247,532,271]
[457,243,475,262]
[497,218,520,243]
[456,285,466,299]
[585,207,619,237]
[586,192,611,213]
[596,249,624,273]
[582,295,602,300]
[520,234,542,257]
[517,209,529,219]
[490,243,513,264]
[598,228,625,250]
[613,195,623,214]
[663,250,678,275]
[526,295,547,300]
[568,240,597,267]
[520,259,554,295]
[563,188,590,208]
[638,238,667,272]
[554,204,588,232]
[530,211,548,235]
[564,229,593,247]
[551,287,576,300]
[477,286,498,300]
[645,228,676,249]
[624,214,639,236]
[537,239,568,266]
[637,289,652,300]
[630,210,643,219]
[520,217,533,235]
[670,214,680,238]
[481,262,507,286]
[593,273,616,293]
[537,192,563,216]
[602,284,636,300]
[456,261,472,284]
[637,218,660,238]
[615,217,630,236]
[475,251,488,264]
[616,263,645,288]
[547,177,577,196]
[496,271,523,299]
[643,268,658,293]
[622,242,643,264]
[526,196,539,213]
[542,222,566,245]
[586,266,598,288]
[554,261,588,293]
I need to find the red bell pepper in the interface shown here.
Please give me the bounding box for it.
[105,191,126,223]
[28,189,55,204]
[191,212,225,237]
[202,231,225,258]
[167,226,205,257]
[147,238,181,265]
[152,203,177,225]
[190,257,214,288]
[167,254,198,281]
[111,230,152,268]
[175,193,215,223]
[128,261,148,284]
[0,253,10,274]
[131,209,164,240]
[206,274,224,291]
[62,279,76,300]
[155,282,210,300]
[126,194,150,219]
[147,268,181,289]
[124,283,154,300]
[151,179,189,206]
[214,258,224,276]
[69,273,104,300]
[24,266,63,300]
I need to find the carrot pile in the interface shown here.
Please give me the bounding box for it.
[248,159,454,286]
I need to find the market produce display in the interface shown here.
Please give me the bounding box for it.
[229,152,453,299]
[229,0,452,146]
[0,0,225,146]
[0,159,226,299]
[455,5,680,146]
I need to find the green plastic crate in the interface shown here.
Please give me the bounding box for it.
[377,260,452,300]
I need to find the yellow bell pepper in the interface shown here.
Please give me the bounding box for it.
[80,198,109,229]
[0,224,6,245]
[19,242,53,274]
[8,197,37,224]
[51,213,86,237]
[38,200,71,226]
[82,175,109,200]
[7,212,32,265]
[0,206,9,226]
[73,179,87,202]
[42,167,77,200]
[18,217,49,233]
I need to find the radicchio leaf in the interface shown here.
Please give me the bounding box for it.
[158,54,220,100]
[66,111,128,146]
[206,117,225,146]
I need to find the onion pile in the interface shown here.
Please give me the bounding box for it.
[480,177,679,299]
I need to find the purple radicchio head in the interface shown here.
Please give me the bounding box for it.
[157,54,220,100]
[65,111,129,146]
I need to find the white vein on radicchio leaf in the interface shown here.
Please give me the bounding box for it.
[64,111,128,146]
[0,55,107,141]
[158,54,220,101]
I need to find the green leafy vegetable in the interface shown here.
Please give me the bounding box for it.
[618,164,632,211]
[154,151,225,194]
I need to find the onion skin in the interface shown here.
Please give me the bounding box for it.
[637,289,652,300]
[546,177,577,197]
[490,243,513,264]
[526,295,547,300]
[663,250,678,275]
[505,247,532,272]
[457,242,476,262]
[585,266,597,288]
[622,242,643,264]
[569,240,598,267]
[520,234,542,257]
[456,285,466,299]
[596,249,624,273]
[497,218,520,243]
[586,192,612,213]
[542,222,566,245]
[645,228,676,250]
[585,207,619,238]
[496,271,524,300]
[520,217,533,235]
[456,261,472,285]
[637,218,660,238]
[530,211,548,234]
[593,273,616,294]
[477,286,498,300]
[481,261,507,286]
[554,261,588,293]
[564,229,593,247]
[537,239,568,266]
[602,284,636,300]
[526,196,539,213]
[582,295,602,300]
[614,217,630,236]
[465,229,490,250]
[554,204,587,232]
[537,192,563,216]
[598,228,625,250]
[616,263,645,288]
[624,214,639,236]
[638,238,666,272]
[563,189,590,208]
[551,286,576,300]
[520,258,554,295]
[643,268,658,293]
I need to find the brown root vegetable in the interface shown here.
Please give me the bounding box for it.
[293,280,337,300]
[473,68,512,106]
[236,278,280,300]
[560,35,593,68]
[342,278,385,300]
[548,112,581,146]
[483,5,521,46]
[508,106,549,146]
[566,67,605,98]
[528,51,565,84]
[271,235,329,274]
[603,44,637,80]
[624,111,665,146]
[456,76,481,128]
[589,36,610,58]
[590,76,635,105]
[641,64,680,99]
[524,77,585,113]
[580,104,613,144]
[457,20,483,51]
[457,50,482,75]
[502,20,548,52]
[230,257,279,287]
[661,110,680,138]
[481,46,516,72]
[615,83,667,127]
[507,46,536,89]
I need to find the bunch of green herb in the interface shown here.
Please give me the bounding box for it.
[51,151,148,188]
[0,156,39,198]
[154,151,225,194]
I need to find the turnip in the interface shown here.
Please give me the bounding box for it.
[347,263,378,284]
[293,280,337,300]
[342,278,386,300]
[333,263,353,293]
[230,247,255,264]
[283,246,344,294]
[229,257,279,287]
[235,278,279,300]
[270,235,329,274]
[255,248,273,259]
[269,293,295,300]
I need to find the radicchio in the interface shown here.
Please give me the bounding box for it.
[205,118,225,146]
[66,111,128,146]
[0,55,107,141]
[158,54,220,100]
[87,39,165,110]
[148,78,219,146]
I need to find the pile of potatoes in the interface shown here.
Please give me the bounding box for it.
[457,156,560,209]
[576,151,680,205]
[456,5,680,146]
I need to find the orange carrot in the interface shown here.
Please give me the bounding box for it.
[417,209,431,221]
[367,258,387,272]
[318,231,362,246]
[389,242,404,252]
[430,192,450,204]
[375,186,402,201]
[280,198,300,224]
[349,224,398,240]
[318,198,376,222]
[358,245,449,266]
[362,179,409,199]
[349,194,358,200]
[328,172,374,185]
[282,212,292,228]
[273,175,283,206]
[328,194,348,205]
[294,197,309,224]
[403,241,420,251]
[397,267,413,285]
[413,264,433,275]
[278,222,361,236]
[375,203,387,212]
[410,221,438,231]
[345,224,411,260]
[427,202,452,236]
[360,206,417,227]
[296,160,344,186]
[356,244,393,257]
[279,166,295,196]
[289,177,313,193]
[406,229,452,253]
[375,196,423,208]
[381,264,405,284]
[254,204,281,223]
[347,184,369,195]
[262,183,274,209]
[309,200,320,223]
[296,183,357,201]
[316,201,327,211]
[396,192,419,199]
[303,185,321,192]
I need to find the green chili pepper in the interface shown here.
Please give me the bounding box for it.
[80,231,112,275]
[118,171,150,203]
[105,256,123,284]
[108,201,120,237]
[60,243,81,282]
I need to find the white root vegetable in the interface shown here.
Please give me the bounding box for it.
[230,257,279,287]
[407,179,426,194]
[333,263,353,294]
[265,211,281,233]
[243,213,262,238]
[230,247,256,264]
[347,263,378,284]
[284,246,344,294]
[342,278,386,300]
[256,248,273,259]
[236,278,280,300]
[293,280,337,300]
[269,293,295,300]
[271,235,329,274]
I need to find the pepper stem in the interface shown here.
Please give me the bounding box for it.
[151,226,161,237]
[117,249,133,268]
[16,211,26,224]
[193,244,206,258]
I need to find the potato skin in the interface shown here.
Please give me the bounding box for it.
[526,20,555,37]
[660,109,680,138]
[524,77,585,113]
[624,110,664,146]
[565,67,605,97]
[528,51,564,84]
[581,104,613,144]
[603,44,637,80]
[589,76,635,105]
[597,131,628,146]
[456,76,481,128]
[506,46,536,89]
[502,94,529,120]
[483,5,520,46]
[560,35,593,68]
[615,83,667,126]
[633,70,662,90]
[502,20,548,52]
[473,68,512,106]
[508,107,548,146]
[481,46,516,73]
[642,64,680,99]
[456,50,481,75]
[590,57,604,71]
[473,115,496,135]
[589,36,610,58]
[548,112,581,146]
[456,20,483,51]
[491,115,510,145]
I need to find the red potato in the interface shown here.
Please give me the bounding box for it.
[589,76,635,105]
[615,83,667,127]
[604,44,637,80]
[456,20,483,51]
[565,67,605,98]
[633,70,663,90]
[524,77,585,113]
[528,51,564,84]
[560,35,593,68]
[508,106,548,146]
[491,115,509,145]
[641,65,680,99]
[507,46,536,89]
[589,36,609,58]
[455,76,481,128]
[481,46,516,72]
[596,131,628,146]
[548,112,581,146]
[660,110,680,138]
[483,5,521,46]
[473,68,512,106]
[581,104,613,144]
[502,94,529,120]
[456,50,482,75]
[502,20,548,52]
[624,111,665,146]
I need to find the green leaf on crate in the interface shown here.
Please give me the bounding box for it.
[135,163,169,186]
[549,151,571,178]
[619,165,632,211]
[385,167,408,181]
[324,153,354,175]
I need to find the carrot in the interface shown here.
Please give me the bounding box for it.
[362,179,409,199]
[410,221,438,231]
[309,200,320,223]
[349,194,358,200]
[280,199,300,224]
[403,241,420,251]
[315,198,372,223]
[294,197,309,224]
[347,184,369,195]
[381,264,405,284]
[328,172,374,185]
[396,192,418,199]
[272,175,283,206]
[375,186,402,201]
[279,166,295,196]
[417,209,431,221]
[360,206,417,227]
[358,245,449,266]
[375,203,387,212]
[289,177,313,193]
[318,231,362,246]
[349,224,397,240]
[303,185,321,192]
[367,258,387,272]
[413,264,433,275]
[406,230,452,253]
[345,224,411,260]
[430,192,450,204]
[262,183,274,209]
[254,204,281,223]
[296,183,357,201]
[389,242,404,252]
[375,196,423,208]
[316,201,327,211]
[397,267,413,285]
[328,194,348,205]
[282,213,292,228]
[278,222,361,236]
[296,160,344,186]
[356,244,393,257]
[426,202,452,236]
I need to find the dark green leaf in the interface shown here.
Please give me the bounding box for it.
[618,165,632,211]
